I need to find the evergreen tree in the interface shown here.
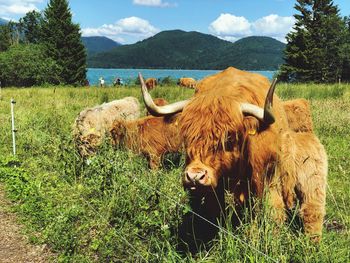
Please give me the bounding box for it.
[19,10,43,44]
[42,0,86,85]
[341,16,350,82]
[279,0,345,83]
[0,24,12,51]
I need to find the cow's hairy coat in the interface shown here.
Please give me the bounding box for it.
[110,115,182,169]
[282,99,314,132]
[176,67,327,239]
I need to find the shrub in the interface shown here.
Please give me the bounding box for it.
[0,44,62,87]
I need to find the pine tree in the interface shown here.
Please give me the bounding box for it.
[19,10,43,44]
[42,0,86,85]
[279,0,345,83]
[341,16,350,82]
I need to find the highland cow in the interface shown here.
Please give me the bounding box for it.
[145,78,157,90]
[110,114,181,169]
[139,67,327,240]
[282,99,314,132]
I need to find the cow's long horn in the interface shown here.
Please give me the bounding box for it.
[240,78,277,125]
[139,73,189,116]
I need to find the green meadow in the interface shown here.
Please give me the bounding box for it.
[0,84,349,262]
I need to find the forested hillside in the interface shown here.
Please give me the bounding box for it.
[82,36,120,56]
[88,30,285,70]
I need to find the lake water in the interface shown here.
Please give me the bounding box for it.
[87,68,276,86]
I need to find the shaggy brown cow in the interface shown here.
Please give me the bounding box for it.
[278,131,327,240]
[282,99,313,132]
[73,97,140,157]
[139,67,327,240]
[145,78,157,90]
[110,114,181,169]
[178,77,197,89]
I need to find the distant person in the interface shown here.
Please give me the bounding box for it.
[113,77,122,86]
[83,79,90,86]
[99,77,105,87]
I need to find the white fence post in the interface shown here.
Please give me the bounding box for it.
[11,98,16,155]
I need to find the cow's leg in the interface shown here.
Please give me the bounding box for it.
[149,155,161,169]
[298,179,326,242]
[267,180,286,224]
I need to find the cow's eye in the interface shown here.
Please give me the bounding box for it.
[223,132,238,152]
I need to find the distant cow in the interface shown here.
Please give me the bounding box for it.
[145,78,157,90]
[73,97,140,157]
[110,115,182,169]
[178,77,196,89]
[282,99,314,132]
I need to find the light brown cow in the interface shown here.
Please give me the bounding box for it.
[73,97,140,157]
[277,131,327,241]
[178,77,197,89]
[110,115,181,169]
[139,67,327,240]
[282,99,313,132]
[145,78,157,90]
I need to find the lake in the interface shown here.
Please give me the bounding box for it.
[87,68,276,86]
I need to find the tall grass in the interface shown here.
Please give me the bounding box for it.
[0,84,349,262]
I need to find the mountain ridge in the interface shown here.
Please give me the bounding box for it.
[88,30,285,70]
[81,36,121,57]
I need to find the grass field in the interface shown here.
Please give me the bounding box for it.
[0,83,349,262]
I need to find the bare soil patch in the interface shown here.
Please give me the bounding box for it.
[0,185,54,263]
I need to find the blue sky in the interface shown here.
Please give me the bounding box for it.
[1,0,350,44]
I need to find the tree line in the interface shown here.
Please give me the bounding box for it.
[0,0,86,87]
[279,0,350,83]
[0,0,349,86]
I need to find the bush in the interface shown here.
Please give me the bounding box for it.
[0,44,62,87]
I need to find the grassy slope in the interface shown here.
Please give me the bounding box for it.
[0,84,349,262]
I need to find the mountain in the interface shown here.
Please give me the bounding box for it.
[0,18,8,25]
[82,36,121,57]
[88,30,286,70]
[215,36,286,70]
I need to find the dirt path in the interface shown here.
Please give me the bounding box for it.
[0,185,54,263]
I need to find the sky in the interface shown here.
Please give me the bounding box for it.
[1,0,350,44]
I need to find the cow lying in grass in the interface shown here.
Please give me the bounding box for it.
[110,114,182,169]
[73,97,140,157]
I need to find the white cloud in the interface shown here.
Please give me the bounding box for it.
[209,13,295,43]
[82,16,159,44]
[253,14,295,40]
[133,0,175,7]
[209,13,252,37]
[0,0,43,15]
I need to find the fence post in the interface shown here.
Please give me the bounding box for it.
[11,98,17,155]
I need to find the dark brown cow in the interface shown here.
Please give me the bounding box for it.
[139,67,327,240]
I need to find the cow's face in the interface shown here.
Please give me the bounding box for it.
[179,95,251,192]
[183,132,244,191]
